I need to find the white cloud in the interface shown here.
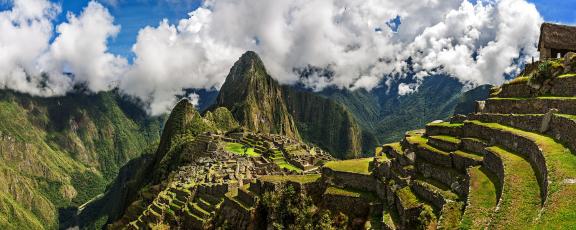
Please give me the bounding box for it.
[41,1,127,92]
[124,0,543,114]
[0,0,125,95]
[188,92,200,108]
[0,0,544,115]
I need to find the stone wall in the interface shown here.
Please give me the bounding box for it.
[321,168,377,192]
[415,161,466,196]
[484,98,576,115]
[482,149,504,201]
[463,122,548,202]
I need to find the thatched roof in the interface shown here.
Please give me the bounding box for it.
[538,23,576,51]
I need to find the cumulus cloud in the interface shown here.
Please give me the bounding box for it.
[41,1,127,92]
[0,0,543,115]
[0,0,125,95]
[124,0,542,114]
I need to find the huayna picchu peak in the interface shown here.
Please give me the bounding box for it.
[215,51,300,140]
[0,0,575,228]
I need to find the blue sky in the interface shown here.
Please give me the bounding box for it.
[1,0,574,60]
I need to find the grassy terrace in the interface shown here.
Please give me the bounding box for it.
[453,150,483,161]
[323,158,373,175]
[485,146,540,228]
[259,174,321,184]
[429,135,461,145]
[269,150,302,172]
[382,142,402,158]
[324,186,376,201]
[396,187,423,210]
[467,121,576,227]
[505,76,529,85]
[413,176,459,201]
[406,134,451,157]
[426,122,463,128]
[224,142,260,157]
[557,73,576,78]
[460,166,497,229]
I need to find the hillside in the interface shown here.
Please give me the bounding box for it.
[0,90,164,229]
[321,75,466,144]
[102,53,576,230]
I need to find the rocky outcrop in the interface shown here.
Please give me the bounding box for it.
[214,51,300,140]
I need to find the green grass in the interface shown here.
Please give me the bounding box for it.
[323,158,373,175]
[453,150,483,160]
[438,201,464,230]
[406,134,451,157]
[505,76,529,85]
[557,73,576,78]
[324,186,376,201]
[382,142,402,158]
[224,142,260,157]
[259,174,321,184]
[426,122,463,128]
[460,166,498,229]
[413,176,459,201]
[429,135,461,145]
[396,187,422,209]
[489,96,576,100]
[485,146,541,228]
[467,121,576,227]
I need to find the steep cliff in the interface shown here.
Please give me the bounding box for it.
[215,51,300,140]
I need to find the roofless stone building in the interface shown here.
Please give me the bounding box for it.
[538,22,576,59]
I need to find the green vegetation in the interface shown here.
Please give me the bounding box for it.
[527,59,564,86]
[558,73,576,78]
[396,187,422,209]
[323,158,373,175]
[430,135,461,144]
[505,76,529,85]
[223,142,260,157]
[322,75,466,145]
[426,122,463,128]
[269,150,301,172]
[0,90,163,229]
[261,185,337,229]
[259,174,321,184]
[406,134,451,157]
[468,120,576,227]
[325,186,377,201]
[485,146,541,228]
[438,201,464,229]
[460,167,497,229]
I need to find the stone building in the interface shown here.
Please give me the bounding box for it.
[538,22,576,59]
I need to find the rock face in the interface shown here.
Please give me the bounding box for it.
[215,51,300,140]
[282,86,365,158]
[215,51,368,157]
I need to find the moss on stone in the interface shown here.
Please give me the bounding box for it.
[324,158,373,175]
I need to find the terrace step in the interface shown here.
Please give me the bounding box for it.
[460,137,488,155]
[415,161,467,196]
[405,134,453,168]
[425,122,463,137]
[427,135,461,152]
[484,146,541,228]
[394,187,437,228]
[464,119,576,222]
[437,201,464,230]
[483,97,576,115]
[188,202,211,219]
[410,177,460,210]
[451,150,483,172]
[467,113,576,155]
[460,166,498,229]
[495,74,576,98]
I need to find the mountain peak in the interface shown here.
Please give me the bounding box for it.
[214,51,300,139]
[227,50,268,83]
